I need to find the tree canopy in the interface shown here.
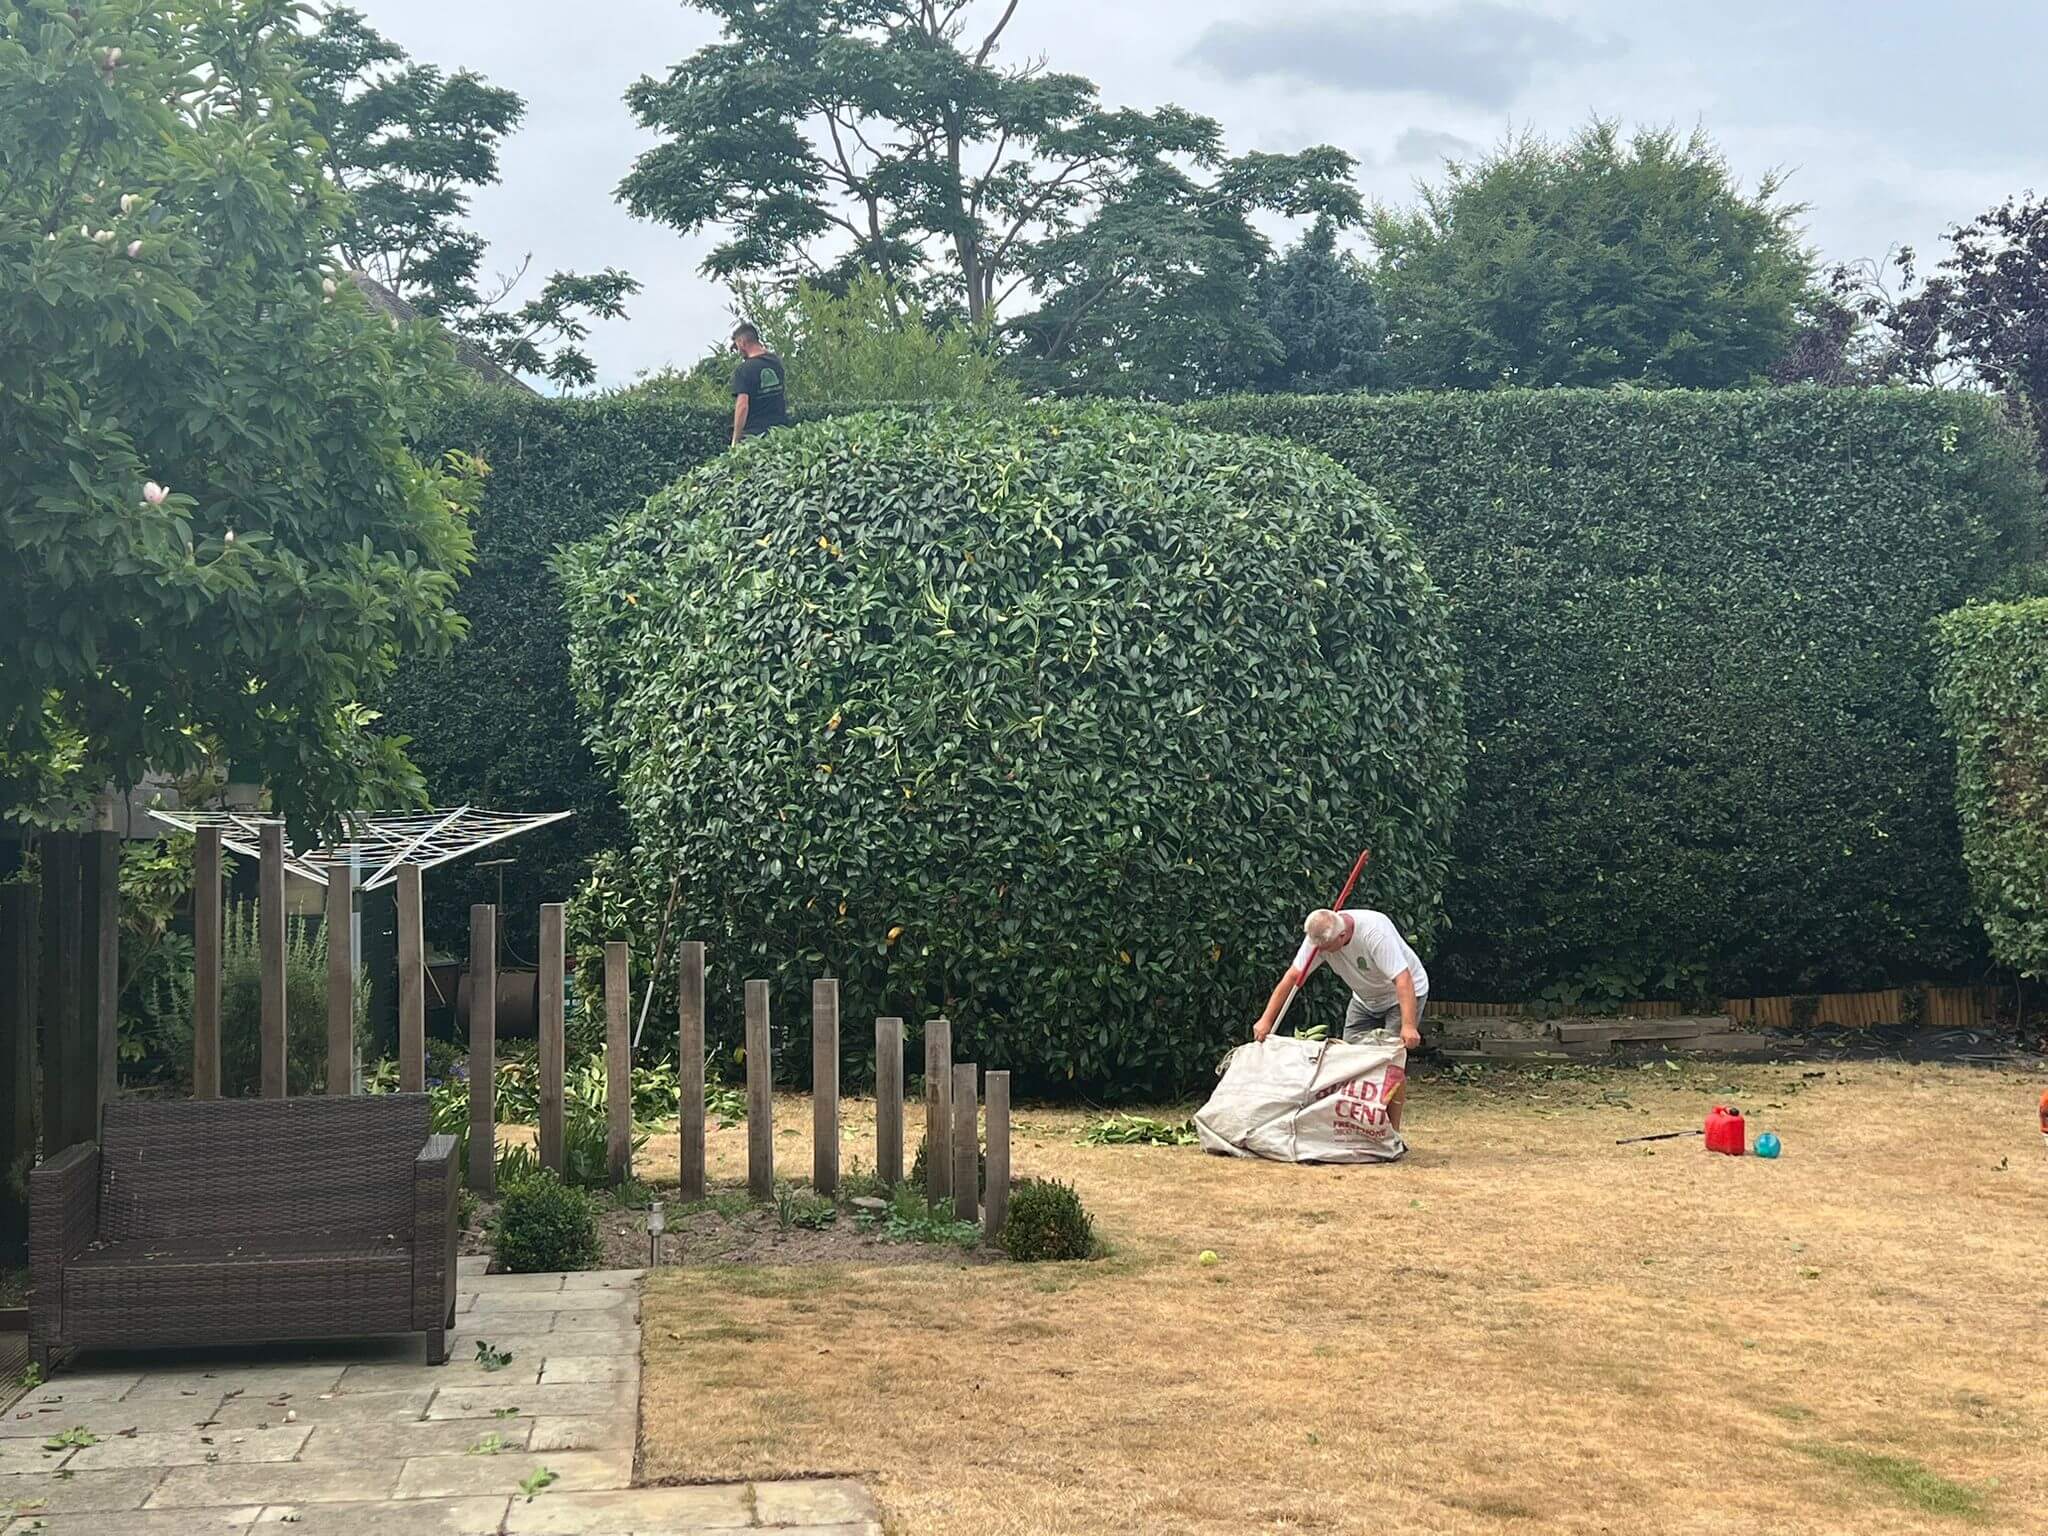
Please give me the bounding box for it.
[0,0,476,832]
[1251,216,1391,395]
[288,5,636,388]
[1371,121,1812,390]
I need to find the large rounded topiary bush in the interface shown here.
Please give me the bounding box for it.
[562,404,1462,1094]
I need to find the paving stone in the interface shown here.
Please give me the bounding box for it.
[525,1416,633,1454]
[251,1497,512,1533]
[211,1388,432,1429]
[426,1383,633,1422]
[17,1375,144,1406]
[391,1448,632,1500]
[544,1314,637,1337]
[500,1484,753,1534]
[298,1419,533,1463]
[469,1275,566,1294]
[752,1480,882,1527]
[0,1504,261,1533]
[340,1359,542,1392]
[147,1460,401,1508]
[469,1290,631,1315]
[450,1329,633,1360]
[0,1436,75,1475]
[0,1466,169,1514]
[536,1357,638,1386]
[456,1256,490,1277]
[1,1398,227,1439]
[123,1368,346,1402]
[66,1425,311,1471]
[557,1271,642,1291]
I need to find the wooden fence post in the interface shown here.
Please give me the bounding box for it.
[745,980,773,1200]
[90,825,117,1122]
[605,941,632,1184]
[875,1016,903,1188]
[1,884,36,1258]
[325,861,355,1094]
[258,821,288,1099]
[812,978,839,1196]
[38,832,76,1150]
[468,904,497,1194]
[538,903,566,1175]
[951,1062,978,1226]
[984,1070,1010,1245]
[192,828,222,1099]
[678,942,706,1203]
[395,863,425,1093]
[924,1016,952,1205]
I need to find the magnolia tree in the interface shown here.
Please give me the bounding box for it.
[0,0,476,832]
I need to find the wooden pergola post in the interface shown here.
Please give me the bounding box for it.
[90,824,117,1122]
[468,903,497,1194]
[325,860,355,1094]
[258,822,287,1098]
[1,882,37,1258]
[395,863,425,1093]
[605,942,631,1185]
[191,828,222,1099]
[875,1016,904,1188]
[745,980,773,1200]
[538,903,565,1175]
[38,832,80,1151]
[677,942,706,1203]
[812,978,839,1196]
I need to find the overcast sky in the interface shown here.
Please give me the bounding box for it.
[356,0,2046,391]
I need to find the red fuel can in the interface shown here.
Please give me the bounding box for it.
[1705,1105,1746,1156]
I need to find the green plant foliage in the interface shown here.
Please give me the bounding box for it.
[1079,1114,1198,1147]
[492,1170,601,1273]
[1933,599,2048,976]
[0,0,476,832]
[909,1134,984,1202]
[855,1183,980,1248]
[219,901,369,1096]
[561,404,1464,1094]
[999,1177,1095,1262]
[774,1185,838,1231]
[1189,387,2041,999]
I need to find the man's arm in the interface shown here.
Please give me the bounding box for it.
[1251,974,1296,1042]
[1393,968,1421,1050]
[731,391,750,446]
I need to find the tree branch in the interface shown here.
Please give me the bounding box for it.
[975,0,1022,68]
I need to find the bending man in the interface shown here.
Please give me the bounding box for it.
[1252,908,1427,1050]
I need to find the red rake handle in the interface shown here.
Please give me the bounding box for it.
[1330,847,1371,910]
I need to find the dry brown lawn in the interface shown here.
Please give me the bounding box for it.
[631,1060,2048,1535]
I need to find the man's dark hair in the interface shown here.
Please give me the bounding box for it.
[731,321,760,345]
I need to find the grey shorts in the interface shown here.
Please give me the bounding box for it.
[1342,994,1427,1044]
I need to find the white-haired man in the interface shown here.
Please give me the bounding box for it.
[1251,908,1427,1050]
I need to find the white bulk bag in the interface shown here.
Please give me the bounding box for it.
[1194,1034,1407,1163]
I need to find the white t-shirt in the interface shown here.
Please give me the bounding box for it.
[1311,910,1428,1014]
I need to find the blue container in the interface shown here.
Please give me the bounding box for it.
[1755,1131,1782,1159]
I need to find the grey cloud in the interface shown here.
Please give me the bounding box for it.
[1184,2,1602,108]
[1391,127,1480,165]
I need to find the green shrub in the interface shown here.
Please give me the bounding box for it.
[220,901,369,1095]
[493,1172,602,1273]
[1933,599,2048,976]
[774,1186,839,1230]
[999,1178,1094,1262]
[1188,388,2041,1000]
[562,404,1464,1095]
[909,1134,985,1203]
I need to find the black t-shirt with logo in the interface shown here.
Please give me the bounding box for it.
[732,351,789,434]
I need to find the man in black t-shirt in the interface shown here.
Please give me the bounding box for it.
[729,321,789,445]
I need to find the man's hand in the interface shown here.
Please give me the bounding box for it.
[1400,1022,1422,1051]
[1253,1017,1275,1043]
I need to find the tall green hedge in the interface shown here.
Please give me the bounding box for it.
[559,405,1464,1094]
[1186,388,2038,1000]
[1932,600,2048,977]
[389,386,2040,1004]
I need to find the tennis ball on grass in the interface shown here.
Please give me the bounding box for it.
[1198,1250,1220,1266]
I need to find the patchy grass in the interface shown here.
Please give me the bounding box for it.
[1795,1442,1989,1520]
[633,1061,2047,1535]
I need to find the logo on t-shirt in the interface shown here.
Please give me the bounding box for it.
[758,367,782,392]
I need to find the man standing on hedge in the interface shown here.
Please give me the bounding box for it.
[729,322,789,445]
[1251,908,1427,1051]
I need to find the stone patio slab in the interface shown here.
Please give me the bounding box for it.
[147,1460,401,1508]
[2,1397,226,1438]
[66,1424,311,1471]
[753,1479,882,1527]
[1,1504,261,1534]
[392,1448,631,1500]
[341,1359,544,1391]
[122,1367,347,1401]
[211,1388,432,1428]
[500,1484,753,1534]
[558,1271,642,1291]
[298,1418,535,1462]
[12,1374,144,1405]
[466,1290,632,1315]
[0,1437,74,1475]
[0,1466,169,1515]
[251,1496,512,1533]
[426,1382,633,1421]
[527,1416,634,1453]
[537,1356,638,1385]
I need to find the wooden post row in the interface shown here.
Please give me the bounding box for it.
[605,941,632,1185]
[538,904,565,1175]
[951,1062,978,1226]
[258,821,287,1099]
[875,1016,904,1188]
[192,828,222,1099]
[468,904,497,1195]
[678,942,706,1202]
[924,1015,952,1206]
[984,1070,1011,1245]
[395,863,425,1094]
[812,978,839,1196]
[745,980,773,1199]
[325,861,354,1095]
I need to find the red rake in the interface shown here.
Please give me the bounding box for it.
[1264,847,1370,1037]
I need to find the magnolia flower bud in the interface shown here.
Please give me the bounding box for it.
[80,225,91,238]
[142,482,167,507]
[321,276,337,297]
[127,241,142,258]
[120,194,139,214]
[94,229,114,244]
[223,528,236,544]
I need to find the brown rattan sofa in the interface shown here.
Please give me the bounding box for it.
[30,1094,458,1373]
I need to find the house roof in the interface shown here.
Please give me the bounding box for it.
[348,271,539,395]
